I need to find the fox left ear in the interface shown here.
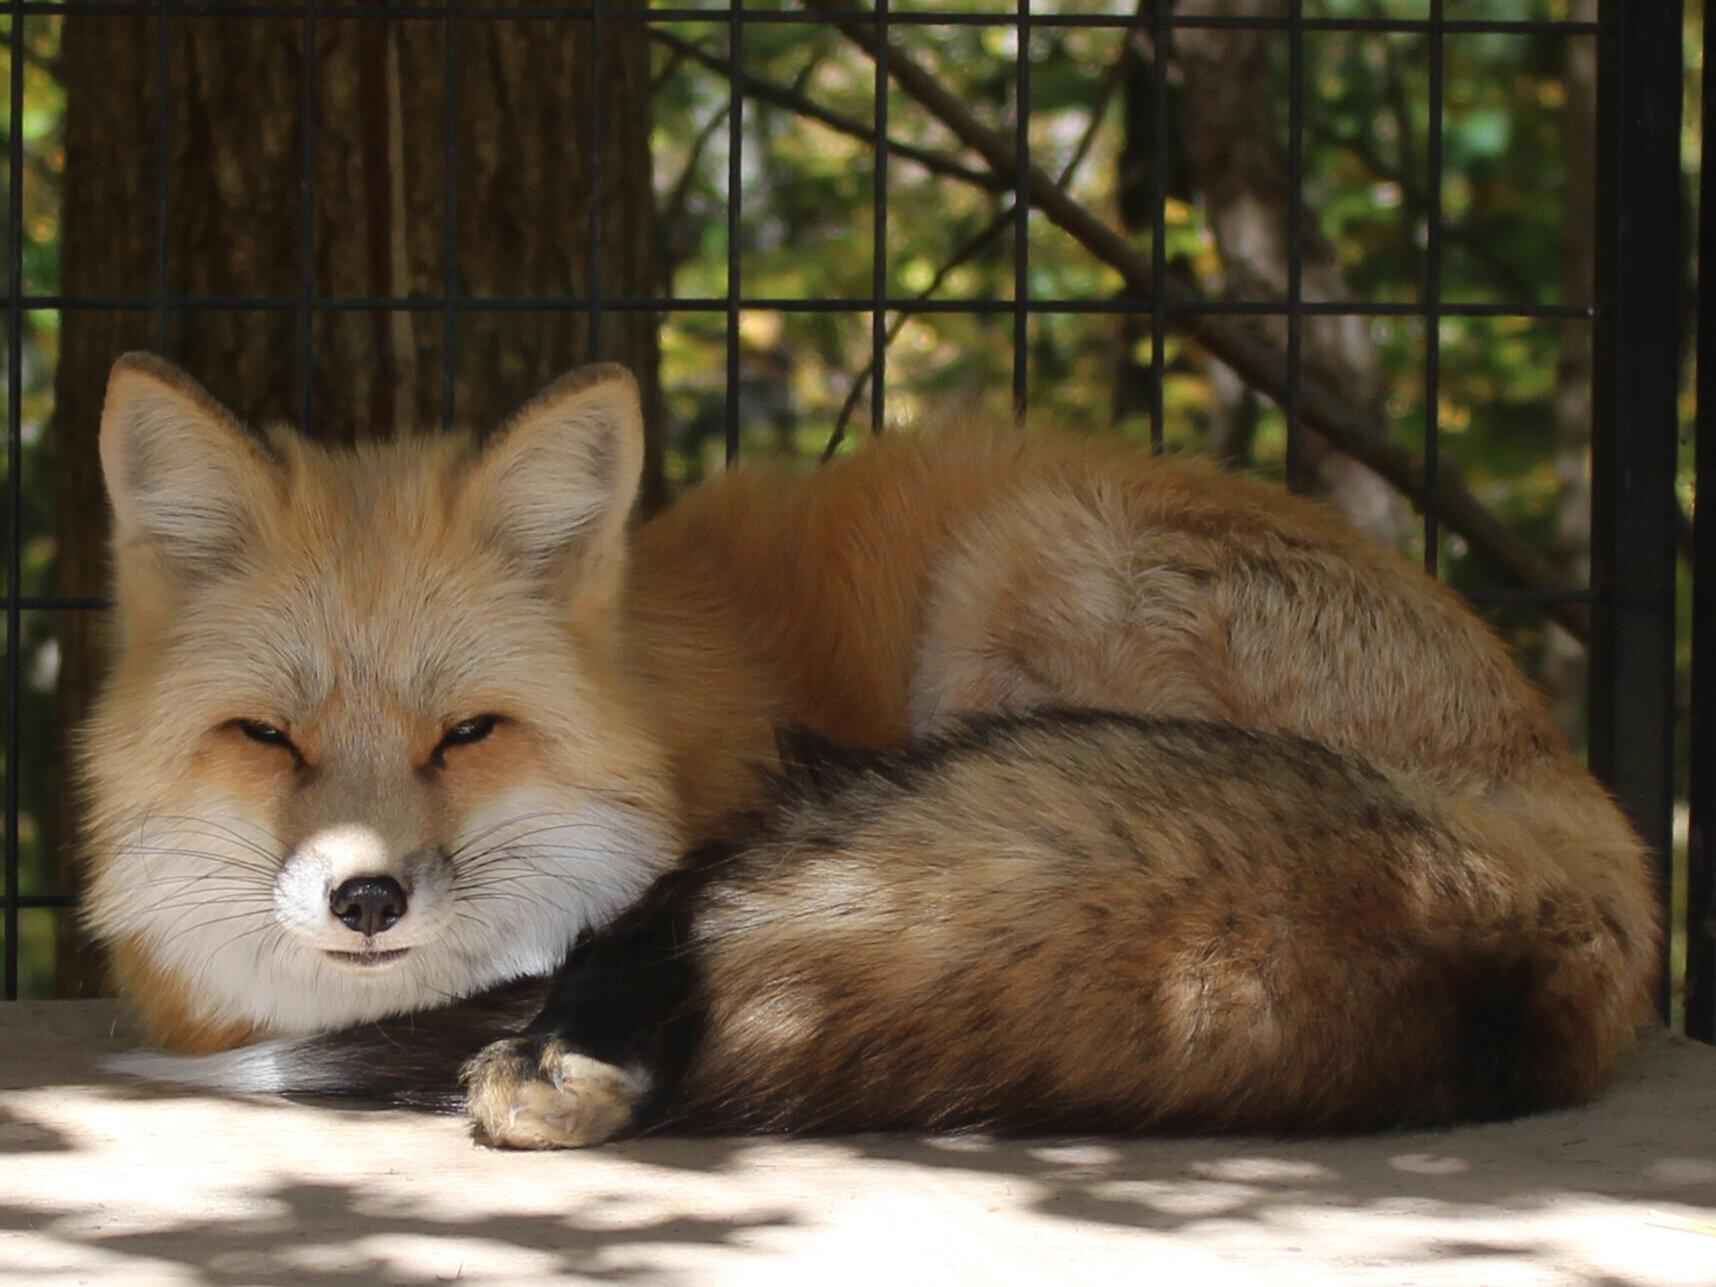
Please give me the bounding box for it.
[99,352,279,584]
[466,363,645,596]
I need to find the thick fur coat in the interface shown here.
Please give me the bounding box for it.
[83,355,1657,1143]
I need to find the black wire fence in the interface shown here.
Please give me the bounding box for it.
[0,2,1703,1040]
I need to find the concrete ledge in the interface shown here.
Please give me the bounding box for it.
[1,1000,1713,1285]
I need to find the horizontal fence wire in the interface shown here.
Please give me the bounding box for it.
[9,295,1602,318]
[0,2,1608,34]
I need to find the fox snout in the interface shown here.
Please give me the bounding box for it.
[328,875,409,937]
[272,821,453,956]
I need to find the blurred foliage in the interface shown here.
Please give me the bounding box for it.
[0,3,1701,995]
[651,2,1620,671]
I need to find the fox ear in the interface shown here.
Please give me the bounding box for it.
[467,363,644,595]
[99,353,276,580]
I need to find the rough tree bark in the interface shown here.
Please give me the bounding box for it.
[51,10,661,993]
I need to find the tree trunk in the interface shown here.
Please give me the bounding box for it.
[1172,0,1408,547]
[51,9,661,994]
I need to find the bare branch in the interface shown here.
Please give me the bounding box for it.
[824,23,1133,458]
[659,104,730,290]
[650,28,1007,194]
[816,0,1589,640]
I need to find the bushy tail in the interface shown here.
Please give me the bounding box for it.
[660,713,1659,1135]
[107,976,548,1110]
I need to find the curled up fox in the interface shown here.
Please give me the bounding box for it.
[84,352,1659,1146]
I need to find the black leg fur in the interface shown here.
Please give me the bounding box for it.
[517,857,713,1129]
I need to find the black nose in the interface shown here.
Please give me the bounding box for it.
[329,876,408,937]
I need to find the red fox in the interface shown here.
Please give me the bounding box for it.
[85,353,1658,1143]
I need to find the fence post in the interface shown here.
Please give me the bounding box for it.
[1688,4,1716,1042]
[1589,0,1683,1022]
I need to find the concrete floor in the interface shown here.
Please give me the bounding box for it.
[1,999,1713,1286]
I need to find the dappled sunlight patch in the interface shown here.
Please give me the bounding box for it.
[3,1008,1715,1285]
[1390,1153,1473,1177]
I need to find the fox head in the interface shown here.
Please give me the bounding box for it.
[81,354,682,1053]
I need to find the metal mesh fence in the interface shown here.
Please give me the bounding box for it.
[0,1,1697,1035]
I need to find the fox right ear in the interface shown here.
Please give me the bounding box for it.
[464,363,645,603]
[99,353,276,580]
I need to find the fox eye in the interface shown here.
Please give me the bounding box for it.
[431,715,501,767]
[231,719,305,765]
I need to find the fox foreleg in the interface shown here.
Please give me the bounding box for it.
[459,860,706,1149]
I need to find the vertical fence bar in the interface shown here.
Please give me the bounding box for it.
[299,2,317,431]
[1011,0,1030,418]
[1421,0,1444,576]
[1588,0,1682,1020]
[870,0,888,433]
[154,1,172,352]
[1148,0,1167,453]
[3,0,22,1001]
[724,0,742,465]
[1283,0,1304,490]
[1686,0,1716,1042]
[587,0,604,361]
[442,8,460,430]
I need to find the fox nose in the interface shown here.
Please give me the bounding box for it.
[329,876,408,937]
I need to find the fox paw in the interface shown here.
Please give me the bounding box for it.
[461,1036,647,1149]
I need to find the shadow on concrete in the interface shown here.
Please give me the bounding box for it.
[0,1101,74,1154]
[0,1178,795,1285]
[5,1005,1713,1285]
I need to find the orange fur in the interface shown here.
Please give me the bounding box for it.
[81,355,1656,1090]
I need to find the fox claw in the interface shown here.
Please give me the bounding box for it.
[461,1035,646,1149]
